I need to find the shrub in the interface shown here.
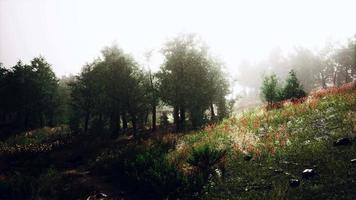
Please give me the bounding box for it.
[0,172,38,200]
[282,70,306,100]
[187,144,226,172]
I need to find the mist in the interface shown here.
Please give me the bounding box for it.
[1,1,356,199]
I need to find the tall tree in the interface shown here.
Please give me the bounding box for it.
[144,50,159,132]
[261,74,279,106]
[0,57,59,130]
[69,62,98,134]
[69,45,150,137]
[158,34,229,130]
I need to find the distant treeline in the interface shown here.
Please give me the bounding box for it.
[0,34,231,136]
[237,35,356,94]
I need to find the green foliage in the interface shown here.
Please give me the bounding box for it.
[0,172,38,200]
[261,73,280,105]
[91,142,186,199]
[69,45,151,136]
[282,70,306,100]
[0,57,62,131]
[129,148,185,198]
[158,34,230,130]
[187,144,226,171]
[261,70,307,106]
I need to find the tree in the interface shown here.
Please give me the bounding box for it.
[144,50,159,131]
[332,38,355,85]
[261,74,279,106]
[282,70,306,100]
[206,59,230,121]
[0,57,60,130]
[158,34,229,130]
[286,47,321,92]
[69,62,98,134]
[0,64,10,124]
[69,45,150,137]
[30,57,59,127]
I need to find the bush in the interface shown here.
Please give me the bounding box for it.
[282,70,306,100]
[0,172,38,200]
[187,144,226,172]
[261,70,307,109]
[92,142,186,199]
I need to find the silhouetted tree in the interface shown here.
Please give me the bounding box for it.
[0,57,59,130]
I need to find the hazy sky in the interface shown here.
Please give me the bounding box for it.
[1,0,356,77]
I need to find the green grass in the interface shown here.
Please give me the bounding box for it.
[171,85,356,199]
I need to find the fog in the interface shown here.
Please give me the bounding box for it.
[1,0,356,100]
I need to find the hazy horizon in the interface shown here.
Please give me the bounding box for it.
[1,0,356,77]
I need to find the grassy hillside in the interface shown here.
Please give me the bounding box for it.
[186,82,356,199]
[0,82,355,200]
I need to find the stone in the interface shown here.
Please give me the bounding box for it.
[289,179,300,187]
[86,193,109,200]
[351,159,356,164]
[280,160,290,165]
[333,138,352,146]
[244,154,253,161]
[302,168,316,179]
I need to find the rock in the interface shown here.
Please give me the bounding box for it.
[315,135,329,142]
[302,168,316,179]
[333,138,352,146]
[86,192,109,200]
[289,179,300,187]
[280,160,290,165]
[303,140,311,145]
[244,154,253,161]
[351,159,356,164]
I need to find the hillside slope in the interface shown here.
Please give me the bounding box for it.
[174,82,356,199]
[0,82,355,200]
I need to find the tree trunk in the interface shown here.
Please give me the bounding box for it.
[122,112,127,130]
[320,72,327,89]
[345,67,350,83]
[24,113,29,130]
[180,107,186,131]
[84,112,90,134]
[152,105,156,131]
[111,111,121,137]
[173,106,179,132]
[131,114,137,138]
[333,70,337,86]
[210,103,215,121]
[40,113,44,128]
